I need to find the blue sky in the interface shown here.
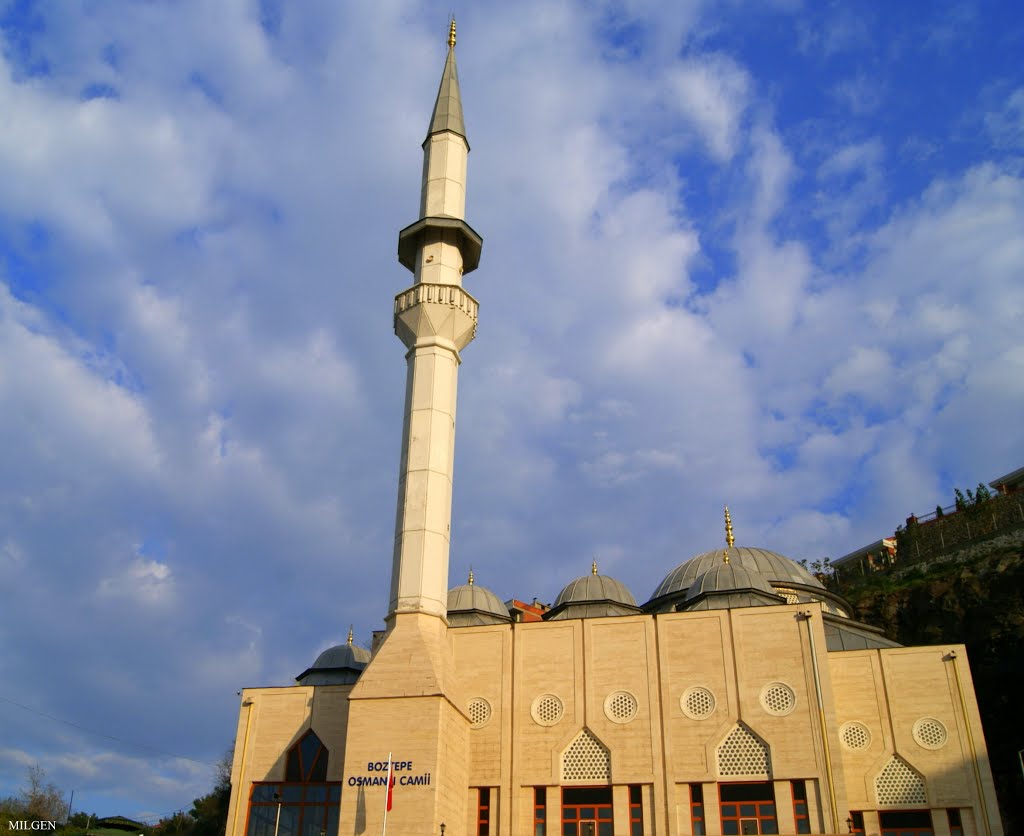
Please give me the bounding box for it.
[1,0,1022,822]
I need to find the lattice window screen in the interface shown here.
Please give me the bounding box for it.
[717,723,771,777]
[562,729,610,782]
[875,756,926,805]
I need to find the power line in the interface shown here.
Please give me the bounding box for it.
[0,694,216,768]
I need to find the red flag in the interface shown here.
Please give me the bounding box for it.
[386,754,394,812]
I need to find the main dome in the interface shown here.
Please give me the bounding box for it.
[650,545,823,603]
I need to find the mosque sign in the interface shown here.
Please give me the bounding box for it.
[346,760,432,788]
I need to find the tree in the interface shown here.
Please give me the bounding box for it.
[157,745,234,836]
[22,766,66,823]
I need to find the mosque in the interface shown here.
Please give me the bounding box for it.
[223,22,1004,836]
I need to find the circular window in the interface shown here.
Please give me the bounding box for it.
[531,693,564,726]
[913,717,948,749]
[468,697,491,728]
[681,687,717,720]
[760,683,796,716]
[840,721,871,750]
[604,691,638,724]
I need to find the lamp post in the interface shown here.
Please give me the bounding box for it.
[440,824,446,836]
[847,817,854,833]
[273,793,282,836]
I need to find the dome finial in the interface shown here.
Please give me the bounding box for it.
[725,505,735,548]
[347,625,353,645]
[448,16,456,48]
[722,549,730,565]
[468,566,474,585]
[592,559,598,575]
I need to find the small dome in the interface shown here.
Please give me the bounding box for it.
[555,573,637,608]
[310,642,371,670]
[650,546,824,603]
[296,628,370,685]
[686,562,776,599]
[546,562,641,620]
[448,572,511,626]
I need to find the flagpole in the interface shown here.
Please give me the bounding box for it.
[381,752,393,836]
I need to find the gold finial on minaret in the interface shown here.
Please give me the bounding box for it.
[468,567,474,585]
[448,17,457,47]
[592,560,598,575]
[347,625,354,645]
[725,505,735,548]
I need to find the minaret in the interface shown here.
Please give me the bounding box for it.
[389,16,482,622]
[342,27,477,835]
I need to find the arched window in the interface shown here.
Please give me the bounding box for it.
[246,730,340,836]
[287,730,329,782]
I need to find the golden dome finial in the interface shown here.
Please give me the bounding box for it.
[592,559,598,575]
[468,566,474,585]
[725,505,735,548]
[448,16,457,48]
[347,625,353,645]
[722,549,730,565]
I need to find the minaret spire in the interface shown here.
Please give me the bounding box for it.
[388,22,484,622]
[725,505,735,547]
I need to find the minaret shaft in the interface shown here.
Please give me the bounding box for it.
[388,342,460,619]
[387,34,479,623]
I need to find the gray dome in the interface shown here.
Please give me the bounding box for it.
[686,562,776,599]
[448,576,511,626]
[555,572,637,608]
[650,546,824,603]
[545,564,641,621]
[296,631,370,685]
[311,642,371,669]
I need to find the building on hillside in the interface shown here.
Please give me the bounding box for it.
[224,23,1004,836]
[989,467,1024,496]
[833,539,897,580]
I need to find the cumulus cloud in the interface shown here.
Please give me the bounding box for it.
[668,53,751,162]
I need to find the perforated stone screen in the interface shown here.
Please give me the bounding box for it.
[531,693,564,726]
[468,697,491,728]
[562,729,610,782]
[604,691,638,724]
[876,757,926,805]
[717,724,770,777]
[760,683,796,716]
[774,587,800,604]
[681,687,716,720]
[913,718,948,749]
[840,722,871,750]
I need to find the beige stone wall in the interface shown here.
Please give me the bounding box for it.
[829,645,1003,836]
[225,685,354,836]
[225,606,1003,836]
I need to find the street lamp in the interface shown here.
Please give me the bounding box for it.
[846,817,854,833]
[440,824,446,836]
[273,793,282,836]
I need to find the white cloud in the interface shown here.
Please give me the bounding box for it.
[97,557,174,605]
[668,54,751,162]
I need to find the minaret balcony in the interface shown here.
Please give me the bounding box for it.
[397,216,483,275]
[394,283,479,351]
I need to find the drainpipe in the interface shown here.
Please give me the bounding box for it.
[800,611,839,834]
[231,696,256,836]
[946,651,992,836]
